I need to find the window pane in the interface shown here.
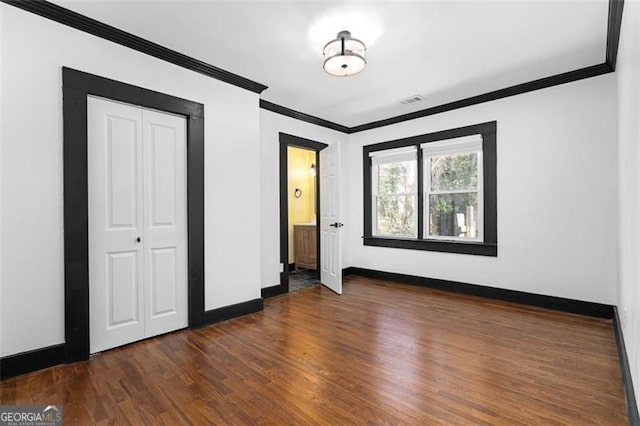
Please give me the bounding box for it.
[430,152,477,191]
[376,195,416,237]
[378,161,417,194]
[428,193,478,238]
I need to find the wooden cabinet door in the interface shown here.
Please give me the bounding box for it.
[294,225,317,270]
[307,228,317,266]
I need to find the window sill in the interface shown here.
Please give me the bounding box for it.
[363,236,497,256]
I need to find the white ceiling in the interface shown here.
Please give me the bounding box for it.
[54,0,609,127]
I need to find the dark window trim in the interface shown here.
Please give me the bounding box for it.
[275,133,328,296]
[63,67,205,362]
[363,121,497,256]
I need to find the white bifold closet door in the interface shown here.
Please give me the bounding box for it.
[88,97,187,354]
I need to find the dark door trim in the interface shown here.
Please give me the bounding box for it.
[62,67,205,362]
[275,133,328,295]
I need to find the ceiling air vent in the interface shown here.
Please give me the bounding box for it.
[400,94,425,105]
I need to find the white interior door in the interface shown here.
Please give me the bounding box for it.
[142,109,188,338]
[88,97,187,354]
[320,143,343,294]
[88,97,145,353]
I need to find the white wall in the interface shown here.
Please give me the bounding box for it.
[259,110,347,288]
[0,5,4,359]
[1,5,262,357]
[0,1,627,365]
[616,0,640,409]
[346,74,618,304]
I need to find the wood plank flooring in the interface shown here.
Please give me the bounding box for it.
[0,276,628,424]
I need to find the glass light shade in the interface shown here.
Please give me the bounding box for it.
[323,31,367,77]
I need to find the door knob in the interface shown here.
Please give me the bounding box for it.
[329,222,344,228]
[136,237,141,243]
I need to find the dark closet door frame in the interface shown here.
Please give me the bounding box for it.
[62,67,205,362]
[272,133,328,296]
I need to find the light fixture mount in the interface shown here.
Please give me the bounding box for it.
[323,30,367,77]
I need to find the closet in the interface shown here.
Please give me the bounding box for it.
[87,97,188,353]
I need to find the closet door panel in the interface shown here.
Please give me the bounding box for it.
[142,109,188,338]
[88,97,145,353]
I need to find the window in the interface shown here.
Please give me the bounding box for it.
[370,147,418,238]
[423,135,483,241]
[363,121,497,256]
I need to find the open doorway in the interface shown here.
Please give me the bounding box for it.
[277,133,328,295]
[288,145,319,291]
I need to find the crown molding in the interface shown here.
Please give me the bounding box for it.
[262,0,624,134]
[0,0,268,94]
[606,0,625,71]
[260,63,614,134]
[2,0,624,133]
[259,100,351,133]
[348,63,613,133]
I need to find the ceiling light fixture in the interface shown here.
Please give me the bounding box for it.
[323,30,366,77]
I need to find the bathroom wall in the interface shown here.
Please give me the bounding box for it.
[287,146,316,263]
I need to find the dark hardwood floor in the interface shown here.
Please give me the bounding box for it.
[0,276,628,424]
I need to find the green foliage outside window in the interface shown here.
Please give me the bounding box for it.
[374,153,479,238]
[429,153,478,237]
[430,152,477,192]
[376,161,416,236]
